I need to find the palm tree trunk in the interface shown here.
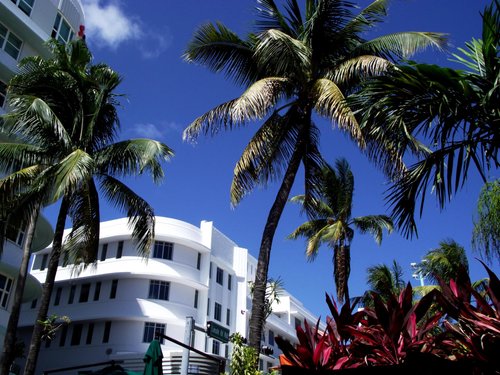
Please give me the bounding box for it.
[1,204,40,375]
[24,197,69,375]
[334,243,351,304]
[248,133,305,359]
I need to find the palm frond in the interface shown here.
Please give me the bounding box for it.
[99,175,155,256]
[355,32,447,60]
[352,215,393,244]
[96,139,173,183]
[183,22,257,86]
[183,77,288,142]
[255,0,298,36]
[311,78,363,146]
[0,142,46,174]
[255,29,311,80]
[329,55,392,87]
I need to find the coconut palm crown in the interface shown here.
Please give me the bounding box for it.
[183,0,446,354]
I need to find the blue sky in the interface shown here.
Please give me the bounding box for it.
[43,0,498,319]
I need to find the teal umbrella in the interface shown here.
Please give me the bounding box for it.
[143,340,163,375]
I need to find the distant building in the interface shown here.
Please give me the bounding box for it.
[0,0,83,355]
[18,217,323,374]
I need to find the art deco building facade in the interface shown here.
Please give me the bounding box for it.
[18,218,322,374]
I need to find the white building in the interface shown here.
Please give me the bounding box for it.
[18,217,323,375]
[0,0,85,114]
[0,0,83,353]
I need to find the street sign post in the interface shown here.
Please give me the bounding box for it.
[206,321,230,343]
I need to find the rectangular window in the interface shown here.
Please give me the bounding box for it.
[153,241,173,260]
[79,283,90,303]
[194,290,198,308]
[226,308,231,326]
[212,340,220,355]
[225,344,229,358]
[68,285,76,304]
[102,321,112,343]
[5,225,24,247]
[0,80,6,108]
[227,274,232,290]
[86,323,94,345]
[11,0,35,16]
[207,298,210,316]
[71,324,83,346]
[214,302,222,322]
[0,23,22,60]
[100,244,108,261]
[269,330,275,346]
[30,299,37,309]
[143,322,165,344]
[51,13,74,44]
[40,254,48,271]
[196,253,201,270]
[148,280,170,301]
[116,241,123,258]
[54,287,62,306]
[216,267,223,285]
[209,262,212,278]
[110,280,118,299]
[0,274,13,309]
[59,325,68,347]
[94,282,101,301]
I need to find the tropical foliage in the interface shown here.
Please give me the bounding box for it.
[0,39,172,375]
[473,179,500,263]
[364,260,405,304]
[277,264,500,374]
[350,0,500,237]
[289,159,393,304]
[184,0,445,353]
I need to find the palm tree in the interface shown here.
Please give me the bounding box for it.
[183,0,445,353]
[289,159,393,304]
[417,239,469,285]
[0,39,173,375]
[364,260,405,304]
[350,0,499,237]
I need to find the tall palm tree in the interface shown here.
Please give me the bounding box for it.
[183,0,445,354]
[473,178,500,263]
[0,39,173,375]
[364,260,405,304]
[350,0,499,237]
[289,159,393,304]
[417,239,469,285]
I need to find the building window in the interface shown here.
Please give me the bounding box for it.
[0,274,13,309]
[54,287,62,306]
[216,267,223,285]
[79,283,90,303]
[214,302,222,322]
[227,274,232,290]
[0,23,22,60]
[94,282,101,301]
[207,298,210,316]
[226,308,231,326]
[269,330,275,346]
[148,280,170,301]
[0,80,6,108]
[196,253,201,270]
[295,318,302,328]
[86,323,94,345]
[212,340,220,355]
[6,225,24,247]
[30,299,37,309]
[102,321,112,343]
[209,262,212,278]
[71,324,83,346]
[11,0,35,16]
[40,254,48,271]
[225,344,229,358]
[153,241,173,260]
[68,285,76,304]
[59,325,68,347]
[100,244,108,261]
[116,241,123,258]
[110,280,118,299]
[194,290,198,308]
[143,322,165,344]
[51,13,74,44]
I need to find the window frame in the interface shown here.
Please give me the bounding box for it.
[100,243,108,261]
[11,0,35,16]
[216,267,223,285]
[0,23,22,60]
[153,241,173,260]
[51,13,74,44]
[143,322,165,344]
[116,241,123,258]
[148,280,170,301]
[0,80,7,108]
[79,283,90,303]
[214,302,222,322]
[0,274,13,309]
[110,279,118,299]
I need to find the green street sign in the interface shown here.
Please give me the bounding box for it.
[206,321,230,343]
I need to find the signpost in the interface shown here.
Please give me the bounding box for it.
[206,321,230,343]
